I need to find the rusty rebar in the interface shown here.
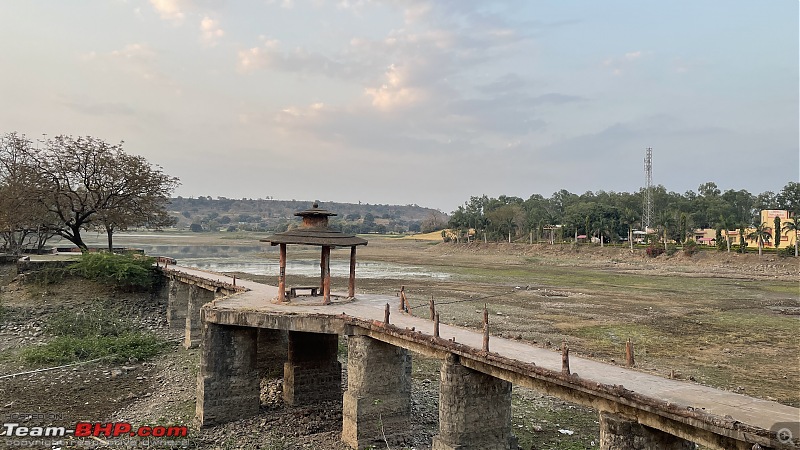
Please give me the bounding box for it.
[562,341,570,375]
[434,313,440,338]
[384,303,390,324]
[429,297,435,320]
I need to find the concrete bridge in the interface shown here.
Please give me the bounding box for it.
[161,265,798,450]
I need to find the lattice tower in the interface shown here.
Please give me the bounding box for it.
[643,147,653,231]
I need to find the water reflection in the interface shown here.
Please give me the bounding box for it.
[137,244,450,279]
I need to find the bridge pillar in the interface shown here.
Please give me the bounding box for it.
[432,354,515,450]
[185,285,215,349]
[599,411,695,450]
[195,322,259,427]
[342,336,412,449]
[167,279,189,331]
[283,331,342,406]
[257,328,288,377]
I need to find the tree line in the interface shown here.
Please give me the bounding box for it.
[447,182,800,249]
[0,133,179,253]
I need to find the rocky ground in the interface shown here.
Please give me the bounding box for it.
[0,240,797,449]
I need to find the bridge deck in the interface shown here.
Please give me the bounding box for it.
[174,265,798,445]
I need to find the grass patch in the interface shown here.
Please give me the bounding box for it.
[22,333,166,365]
[69,252,158,291]
[760,284,800,295]
[21,302,168,365]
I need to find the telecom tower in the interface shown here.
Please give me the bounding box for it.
[643,147,653,231]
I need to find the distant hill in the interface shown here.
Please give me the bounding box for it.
[167,197,448,234]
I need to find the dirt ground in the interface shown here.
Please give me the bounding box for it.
[0,235,797,449]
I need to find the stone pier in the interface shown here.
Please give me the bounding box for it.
[195,322,260,427]
[166,279,189,331]
[432,354,514,450]
[283,331,342,406]
[599,411,695,450]
[257,328,288,377]
[185,285,216,349]
[342,336,412,449]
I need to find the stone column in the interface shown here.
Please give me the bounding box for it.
[185,285,215,349]
[599,411,695,450]
[196,323,259,427]
[257,328,288,378]
[348,246,356,298]
[432,354,514,450]
[322,246,331,304]
[283,331,342,406]
[278,243,286,302]
[167,279,190,331]
[342,336,412,449]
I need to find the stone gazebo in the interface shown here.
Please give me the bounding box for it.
[261,202,367,304]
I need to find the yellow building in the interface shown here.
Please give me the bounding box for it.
[693,210,797,250]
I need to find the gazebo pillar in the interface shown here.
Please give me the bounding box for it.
[348,246,357,298]
[322,245,331,305]
[278,243,287,302]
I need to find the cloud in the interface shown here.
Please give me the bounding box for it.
[601,50,652,75]
[81,43,180,93]
[149,0,185,23]
[364,64,427,110]
[236,38,368,79]
[58,95,138,117]
[200,16,224,46]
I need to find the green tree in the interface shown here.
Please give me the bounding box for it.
[738,224,747,253]
[718,215,732,253]
[781,217,799,257]
[773,216,781,251]
[746,222,771,257]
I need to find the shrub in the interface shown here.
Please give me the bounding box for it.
[683,240,698,256]
[779,246,796,257]
[68,252,157,291]
[665,244,678,256]
[645,245,664,258]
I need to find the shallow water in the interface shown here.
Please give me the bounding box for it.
[137,244,451,279]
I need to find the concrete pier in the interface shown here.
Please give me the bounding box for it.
[599,411,696,450]
[166,279,189,331]
[257,328,288,377]
[185,284,215,349]
[195,322,260,427]
[342,336,412,449]
[432,354,514,450]
[283,331,342,406]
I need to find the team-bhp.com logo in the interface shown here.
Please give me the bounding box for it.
[3,422,188,438]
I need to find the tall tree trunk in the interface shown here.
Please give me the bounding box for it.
[726,231,730,253]
[106,225,114,252]
[629,227,633,252]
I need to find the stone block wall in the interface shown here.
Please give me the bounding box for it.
[257,328,288,377]
[195,323,260,427]
[283,331,342,406]
[166,279,189,331]
[432,354,515,450]
[342,336,412,449]
[599,411,695,450]
[185,285,215,349]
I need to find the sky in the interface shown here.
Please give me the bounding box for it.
[1,1,797,212]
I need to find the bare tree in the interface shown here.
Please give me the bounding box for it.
[94,153,178,250]
[0,134,57,254]
[18,134,179,251]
